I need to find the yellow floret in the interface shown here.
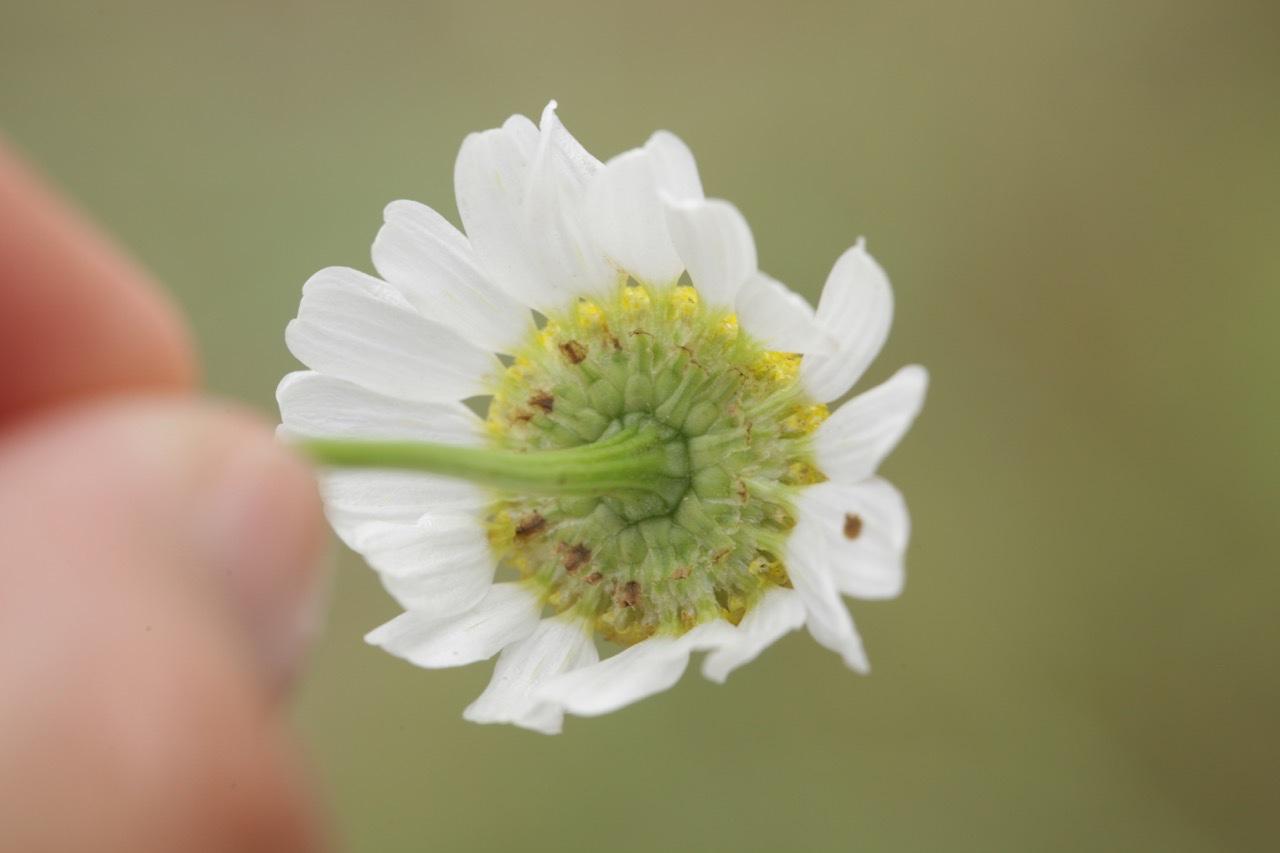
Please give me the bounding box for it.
[622,285,651,313]
[486,509,516,555]
[749,351,801,384]
[787,460,827,486]
[781,403,830,436]
[535,323,561,350]
[749,554,791,588]
[671,285,699,318]
[576,300,604,327]
[720,593,748,626]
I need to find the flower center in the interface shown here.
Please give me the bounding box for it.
[487,285,827,646]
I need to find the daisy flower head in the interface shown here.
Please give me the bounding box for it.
[279,102,927,734]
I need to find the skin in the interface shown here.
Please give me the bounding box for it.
[0,139,329,852]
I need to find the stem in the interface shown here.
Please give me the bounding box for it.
[297,423,676,498]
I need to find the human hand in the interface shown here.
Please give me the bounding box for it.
[0,140,329,852]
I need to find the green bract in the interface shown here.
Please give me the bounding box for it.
[486,284,828,646]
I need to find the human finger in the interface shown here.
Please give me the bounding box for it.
[0,139,195,424]
[0,398,329,852]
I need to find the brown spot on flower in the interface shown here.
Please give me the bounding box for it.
[678,344,707,372]
[669,566,692,580]
[843,513,863,540]
[559,339,587,364]
[561,544,592,574]
[710,547,733,564]
[584,571,604,585]
[514,512,546,538]
[528,391,554,412]
[615,581,642,608]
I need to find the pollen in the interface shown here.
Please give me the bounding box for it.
[485,283,825,647]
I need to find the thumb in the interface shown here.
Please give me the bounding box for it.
[0,397,329,853]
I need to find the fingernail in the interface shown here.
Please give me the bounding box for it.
[197,434,330,691]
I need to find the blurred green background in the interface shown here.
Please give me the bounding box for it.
[3,1,1277,850]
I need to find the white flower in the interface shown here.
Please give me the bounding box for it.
[278,102,926,734]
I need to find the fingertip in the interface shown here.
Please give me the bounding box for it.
[197,409,332,692]
[0,138,198,424]
[0,397,331,851]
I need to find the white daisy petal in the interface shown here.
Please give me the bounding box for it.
[349,514,494,617]
[372,200,533,353]
[318,470,486,525]
[783,512,871,673]
[734,271,832,354]
[365,583,541,669]
[285,267,498,403]
[464,614,599,735]
[521,102,617,303]
[317,470,488,555]
[645,130,704,202]
[277,371,486,445]
[535,100,603,181]
[455,104,616,312]
[664,197,757,308]
[813,365,928,483]
[536,621,737,717]
[794,479,910,601]
[453,113,555,309]
[799,239,895,402]
[585,148,685,286]
[701,587,807,683]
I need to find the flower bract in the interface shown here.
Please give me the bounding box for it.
[278,102,927,733]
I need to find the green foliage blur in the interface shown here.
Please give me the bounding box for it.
[3,2,1277,849]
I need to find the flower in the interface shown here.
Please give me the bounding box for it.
[278,102,927,734]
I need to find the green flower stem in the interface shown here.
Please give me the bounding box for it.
[298,422,682,498]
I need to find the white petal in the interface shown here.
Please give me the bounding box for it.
[536,621,736,717]
[453,113,557,310]
[276,371,486,445]
[783,511,870,673]
[701,587,807,683]
[664,197,757,308]
[348,514,494,617]
[535,100,603,180]
[278,371,489,541]
[813,365,928,483]
[799,240,895,402]
[585,148,684,286]
[521,102,617,302]
[794,479,910,601]
[645,131,704,202]
[455,104,616,313]
[463,614,599,735]
[734,271,833,354]
[318,469,486,523]
[365,583,541,669]
[285,267,498,403]
[372,200,532,353]
[317,469,487,551]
